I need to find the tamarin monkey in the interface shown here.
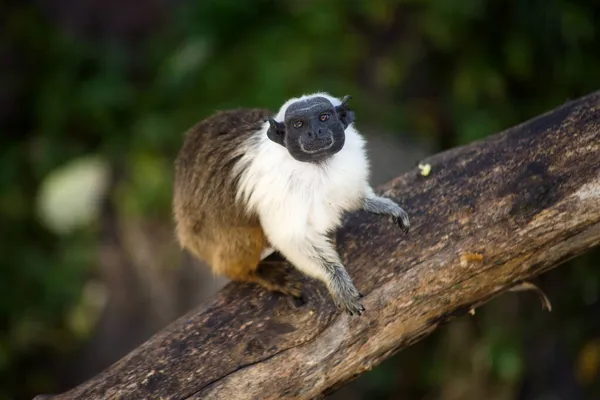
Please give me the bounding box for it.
[173,93,410,315]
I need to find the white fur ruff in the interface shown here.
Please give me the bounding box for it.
[233,93,370,282]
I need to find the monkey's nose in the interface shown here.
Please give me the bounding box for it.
[316,129,329,139]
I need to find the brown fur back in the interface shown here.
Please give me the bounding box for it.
[173,108,272,270]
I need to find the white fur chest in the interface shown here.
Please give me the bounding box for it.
[235,125,370,241]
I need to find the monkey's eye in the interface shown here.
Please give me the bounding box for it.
[319,113,330,122]
[293,120,303,128]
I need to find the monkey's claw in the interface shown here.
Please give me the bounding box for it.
[334,296,365,316]
[393,209,410,234]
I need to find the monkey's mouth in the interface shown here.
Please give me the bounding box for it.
[299,137,335,154]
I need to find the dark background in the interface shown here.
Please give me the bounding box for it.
[1,1,599,399]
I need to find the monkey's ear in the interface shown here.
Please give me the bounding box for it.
[335,95,355,129]
[266,117,286,146]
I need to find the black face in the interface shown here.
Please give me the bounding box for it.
[267,95,355,163]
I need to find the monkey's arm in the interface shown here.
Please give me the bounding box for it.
[264,228,364,315]
[362,187,410,233]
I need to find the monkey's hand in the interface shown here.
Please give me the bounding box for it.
[362,192,410,234]
[328,263,365,316]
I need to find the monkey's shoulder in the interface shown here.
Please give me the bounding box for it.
[188,108,273,140]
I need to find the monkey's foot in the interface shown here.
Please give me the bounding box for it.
[329,264,365,316]
[255,262,303,298]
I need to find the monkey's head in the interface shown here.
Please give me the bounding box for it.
[266,95,355,163]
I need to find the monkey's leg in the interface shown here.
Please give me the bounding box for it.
[212,228,302,297]
[269,233,364,315]
[362,187,410,233]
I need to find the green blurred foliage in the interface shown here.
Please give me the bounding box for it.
[1,0,600,399]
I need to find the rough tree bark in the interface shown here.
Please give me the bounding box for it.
[42,91,600,400]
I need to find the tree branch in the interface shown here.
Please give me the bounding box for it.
[43,91,600,400]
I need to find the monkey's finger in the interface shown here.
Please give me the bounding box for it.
[394,213,410,234]
[334,298,365,316]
